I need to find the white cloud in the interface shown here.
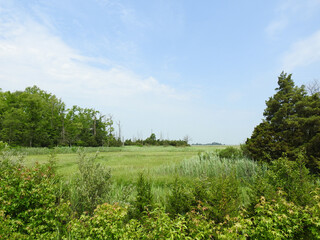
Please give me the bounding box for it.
[0,1,203,144]
[0,5,187,108]
[265,18,288,38]
[266,0,320,38]
[282,30,320,71]
[0,1,254,145]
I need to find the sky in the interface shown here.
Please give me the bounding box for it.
[1,0,320,144]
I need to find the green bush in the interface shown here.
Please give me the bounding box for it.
[218,146,243,159]
[250,155,317,207]
[128,173,154,220]
[0,154,70,239]
[67,203,128,239]
[0,141,9,152]
[204,173,241,223]
[165,177,192,217]
[67,150,111,215]
[67,203,217,239]
[218,191,320,239]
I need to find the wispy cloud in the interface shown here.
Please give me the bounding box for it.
[282,30,320,71]
[0,3,188,108]
[265,18,288,38]
[95,0,146,28]
[265,0,320,38]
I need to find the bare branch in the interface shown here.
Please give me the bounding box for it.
[306,79,320,95]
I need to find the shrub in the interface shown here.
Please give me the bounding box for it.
[0,154,70,239]
[68,203,217,239]
[0,141,9,152]
[190,172,241,223]
[67,150,111,215]
[67,203,128,239]
[217,190,320,239]
[264,155,315,206]
[218,146,243,159]
[208,172,241,222]
[165,177,192,217]
[128,173,154,220]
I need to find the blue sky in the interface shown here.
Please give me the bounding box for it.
[1,0,320,144]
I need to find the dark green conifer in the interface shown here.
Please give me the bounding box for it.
[245,72,320,172]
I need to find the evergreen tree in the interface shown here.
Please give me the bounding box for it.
[245,72,320,172]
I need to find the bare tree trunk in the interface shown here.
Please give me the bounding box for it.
[117,121,121,141]
[93,114,97,136]
[61,114,66,144]
[51,102,54,129]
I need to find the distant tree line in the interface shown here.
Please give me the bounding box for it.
[124,133,189,147]
[192,142,223,146]
[0,86,117,147]
[0,86,190,148]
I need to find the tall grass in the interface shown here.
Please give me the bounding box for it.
[19,146,265,207]
[7,146,125,155]
[154,151,266,181]
[152,151,268,207]
[9,145,222,156]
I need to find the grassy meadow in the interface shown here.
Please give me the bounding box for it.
[22,145,224,176]
[20,145,228,202]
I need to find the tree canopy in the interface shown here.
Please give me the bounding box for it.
[0,86,115,147]
[245,72,320,173]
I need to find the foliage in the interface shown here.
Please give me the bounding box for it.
[0,153,70,239]
[1,147,320,238]
[0,87,189,148]
[217,191,320,239]
[67,150,111,215]
[67,203,128,239]
[249,154,317,208]
[67,190,320,239]
[124,133,189,147]
[156,152,260,184]
[245,72,320,172]
[0,86,115,147]
[0,141,9,152]
[128,173,154,220]
[67,203,217,240]
[165,177,192,217]
[190,173,242,223]
[218,146,243,159]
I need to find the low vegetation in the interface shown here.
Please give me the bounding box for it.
[1,73,320,239]
[1,144,320,239]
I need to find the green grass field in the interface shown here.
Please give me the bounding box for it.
[21,145,227,202]
[23,145,223,180]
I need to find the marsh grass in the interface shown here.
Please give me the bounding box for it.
[153,152,267,207]
[11,145,219,156]
[20,146,263,206]
[154,151,264,181]
[22,146,219,178]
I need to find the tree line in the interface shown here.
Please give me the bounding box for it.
[124,133,189,147]
[0,86,116,147]
[0,86,189,148]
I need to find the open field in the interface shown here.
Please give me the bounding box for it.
[23,145,225,178]
[21,145,229,202]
